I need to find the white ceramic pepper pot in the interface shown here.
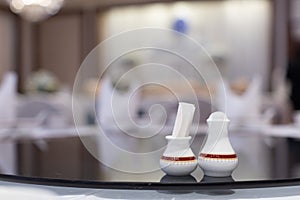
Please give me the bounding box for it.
[160,136,198,176]
[198,112,238,177]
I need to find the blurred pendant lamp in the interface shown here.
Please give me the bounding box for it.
[7,0,64,22]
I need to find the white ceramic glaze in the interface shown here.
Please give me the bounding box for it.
[160,136,197,176]
[198,112,238,177]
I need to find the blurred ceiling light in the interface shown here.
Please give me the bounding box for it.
[172,2,191,19]
[7,0,64,22]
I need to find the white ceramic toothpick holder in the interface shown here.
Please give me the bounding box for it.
[198,112,238,177]
[160,135,197,176]
[160,102,197,176]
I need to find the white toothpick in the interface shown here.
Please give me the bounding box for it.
[172,102,196,137]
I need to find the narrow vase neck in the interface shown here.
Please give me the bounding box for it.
[200,121,234,154]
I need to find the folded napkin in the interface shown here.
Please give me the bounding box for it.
[0,71,17,122]
[0,71,17,174]
[97,77,140,130]
[216,76,262,125]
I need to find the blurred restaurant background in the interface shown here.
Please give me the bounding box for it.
[0,0,299,182]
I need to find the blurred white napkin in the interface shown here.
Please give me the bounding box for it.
[216,76,262,126]
[0,71,17,174]
[0,71,17,122]
[97,77,140,130]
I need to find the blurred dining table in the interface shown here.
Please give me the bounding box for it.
[0,123,299,181]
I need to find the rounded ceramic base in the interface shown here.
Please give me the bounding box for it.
[202,170,232,177]
[198,157,238,177]
[160,159,197,176]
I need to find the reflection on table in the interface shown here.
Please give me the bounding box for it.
[0,123,299,184]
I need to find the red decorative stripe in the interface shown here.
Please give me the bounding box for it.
[161,156,196,161]
[199,153,237,159]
